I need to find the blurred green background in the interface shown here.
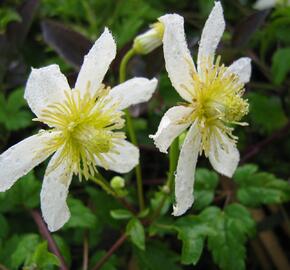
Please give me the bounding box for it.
[0,0,290,269]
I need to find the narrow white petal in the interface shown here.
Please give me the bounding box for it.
[254,0,276,10]
[173,122,201,216]
[197,2,225,71]
[209,130,240,177]
[96,140,139,174]
[108,77,158,110]
[159,14,196,102]
[226,57,252,84]
[41,150,73,232]
[24,65,69,117]
[150,106,193,154]
[0,132,57,192]
[75,28,116,97]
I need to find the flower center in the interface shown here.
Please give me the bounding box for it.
[36,85,125,180]
[182,56,249,155]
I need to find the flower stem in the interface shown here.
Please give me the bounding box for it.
[167,138,179,189]
[119,48,145,212]
[89,173,116,196]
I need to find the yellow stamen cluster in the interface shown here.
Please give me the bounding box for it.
[181,56,249,156]
[36,84,125,180]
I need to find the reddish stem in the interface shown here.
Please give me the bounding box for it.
[92,233,127,270]
[30,209,68,270]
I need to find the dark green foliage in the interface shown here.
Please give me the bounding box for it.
[234,164,290,207]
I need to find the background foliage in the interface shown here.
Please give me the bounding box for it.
[0,0,290,269]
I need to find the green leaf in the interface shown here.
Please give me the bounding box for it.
[194,168,219,210]
[0,214,9,239]
[135,241,182,270]
[0,171,41,212]
[65,198,97,229]
[247,92,287,134]
[233,165,290,207]
[11,234,40,269]
[0,8,21,32]
[126,218,145,250]
[174,216,214,265]
[110,209,133,220]
[53,235,72,267]
[200,204,255,270]
[29,241,60,268]
[89,250,118,270]
[0,88,32,131]
[272,47,290,84]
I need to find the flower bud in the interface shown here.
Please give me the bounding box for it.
[110,176,125,189]
[133,22,164,55]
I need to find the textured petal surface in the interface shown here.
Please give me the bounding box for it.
[75,28,116,97]
[97,140,139,174]
[0,132,57,192]
[197,2,225,71]
[209,130,240,177]
[159,14,195,102]
[41,150,72,232]
[108,77,158,110]
[173,122,201,216]
[254,0,276,10]
[150,106,193,154]
[24,64,69,117]
[226,57,252,84]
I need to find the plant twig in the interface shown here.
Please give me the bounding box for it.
[92,233,127,270]
[241,120,290,163]
[82,231,89,270]
[119,48,145,212]
[30,209,68,270]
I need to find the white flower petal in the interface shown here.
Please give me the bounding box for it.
[226,57,252,84]
[150,106,193,154]
[173,122,201,216]
[24,64,69,117]
[97,140,139,174]
[75,28,116,97]
[0,132,57,192]
[254,0,276,10]
[197,2,225,71]
[108,77,158,110]
[41,150,73,232]
[209,129,240,177]
[159,14,196,102]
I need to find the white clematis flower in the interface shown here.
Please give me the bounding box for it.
[254,0,290,10]
[150,2,251,216]
[0,28,157,231]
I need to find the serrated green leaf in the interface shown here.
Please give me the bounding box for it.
[126,218,145,250]
[199,204,255,270]
[0,171,41,212]
[194,168,219,210]
[110,209,133,220]
[272,47,290,84]
[247,92,287,134]
[29,241,60,268]
[65,198,97,229]
[11,234,40,269]
[135,241,182,270]
[174,216,214,265]
[233,165,290,207]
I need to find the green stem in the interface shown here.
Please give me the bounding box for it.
[167,138,179,190]
[119,48,145,212]
[89,173,117,197]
